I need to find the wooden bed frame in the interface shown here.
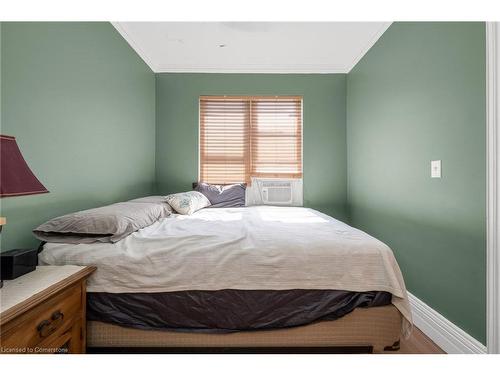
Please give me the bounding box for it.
[86,305,402,354]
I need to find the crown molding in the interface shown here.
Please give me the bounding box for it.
[347,22,392,72]
[154,64,350,74]
[112,22,158,72]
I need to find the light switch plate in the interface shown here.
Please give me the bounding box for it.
[431,160,441,178]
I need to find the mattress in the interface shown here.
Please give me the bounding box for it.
[39,206,412,335]
[87,289,392,332]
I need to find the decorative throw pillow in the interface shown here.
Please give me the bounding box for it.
[194,182,246,207]
[165,191,211,215]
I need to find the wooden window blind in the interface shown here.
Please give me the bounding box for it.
[199,97,250,185]
[200,96,302,184]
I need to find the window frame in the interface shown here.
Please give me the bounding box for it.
[198,95,303,185]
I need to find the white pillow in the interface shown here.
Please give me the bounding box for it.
[165,191,211,215]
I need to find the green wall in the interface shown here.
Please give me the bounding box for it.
[0,21,487,344]
[156,73,348,220]
[347,22,486,343]
[0,22,156,250]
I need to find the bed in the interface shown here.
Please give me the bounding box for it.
[38,205,412,353]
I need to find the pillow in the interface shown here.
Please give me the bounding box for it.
[165,191,211,215]
[128,195,174,213]
[194,182,246,208]
[33,199,171,244]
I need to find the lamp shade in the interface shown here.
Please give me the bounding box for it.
[0,135,49,197]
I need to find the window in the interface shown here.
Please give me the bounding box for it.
[199,96,302,184]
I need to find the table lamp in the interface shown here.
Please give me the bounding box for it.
[0,135,49,287]
[0,134,49,232]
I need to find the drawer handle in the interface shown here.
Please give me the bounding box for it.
[51,310,64,322]
[37,320,56,338]
[37,310,65,338]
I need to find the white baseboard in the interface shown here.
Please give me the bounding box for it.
[408,292,486,354]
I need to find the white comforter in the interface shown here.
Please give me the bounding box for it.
[39,206,412,334]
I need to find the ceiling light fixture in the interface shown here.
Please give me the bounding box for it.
[218,44,227,48]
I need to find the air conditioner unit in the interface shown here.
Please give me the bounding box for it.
[245,178,303,206]
[261,181,293,204]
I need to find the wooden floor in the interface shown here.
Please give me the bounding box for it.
[389,326,445,354]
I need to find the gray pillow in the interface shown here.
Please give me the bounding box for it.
[194,182,246,207]
[128,195,174,213]
[33,198,171,244]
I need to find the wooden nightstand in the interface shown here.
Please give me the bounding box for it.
[0,265,96,354]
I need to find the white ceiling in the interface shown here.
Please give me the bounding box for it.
[113,22,391,74]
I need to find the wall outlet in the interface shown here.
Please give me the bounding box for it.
[431,160,441,178]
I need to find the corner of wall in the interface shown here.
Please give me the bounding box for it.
[345,72,352,224]
[153,72,160,195]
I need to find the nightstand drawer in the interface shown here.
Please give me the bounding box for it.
[0,283,82,350]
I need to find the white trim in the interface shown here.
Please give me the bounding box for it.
[486,21,500,354]
[111,22,158,72]
[408,292,486,354]
[154,63,351,74]
[347,22,391,72]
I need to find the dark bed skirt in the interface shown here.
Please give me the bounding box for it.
[87,289,391,333]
